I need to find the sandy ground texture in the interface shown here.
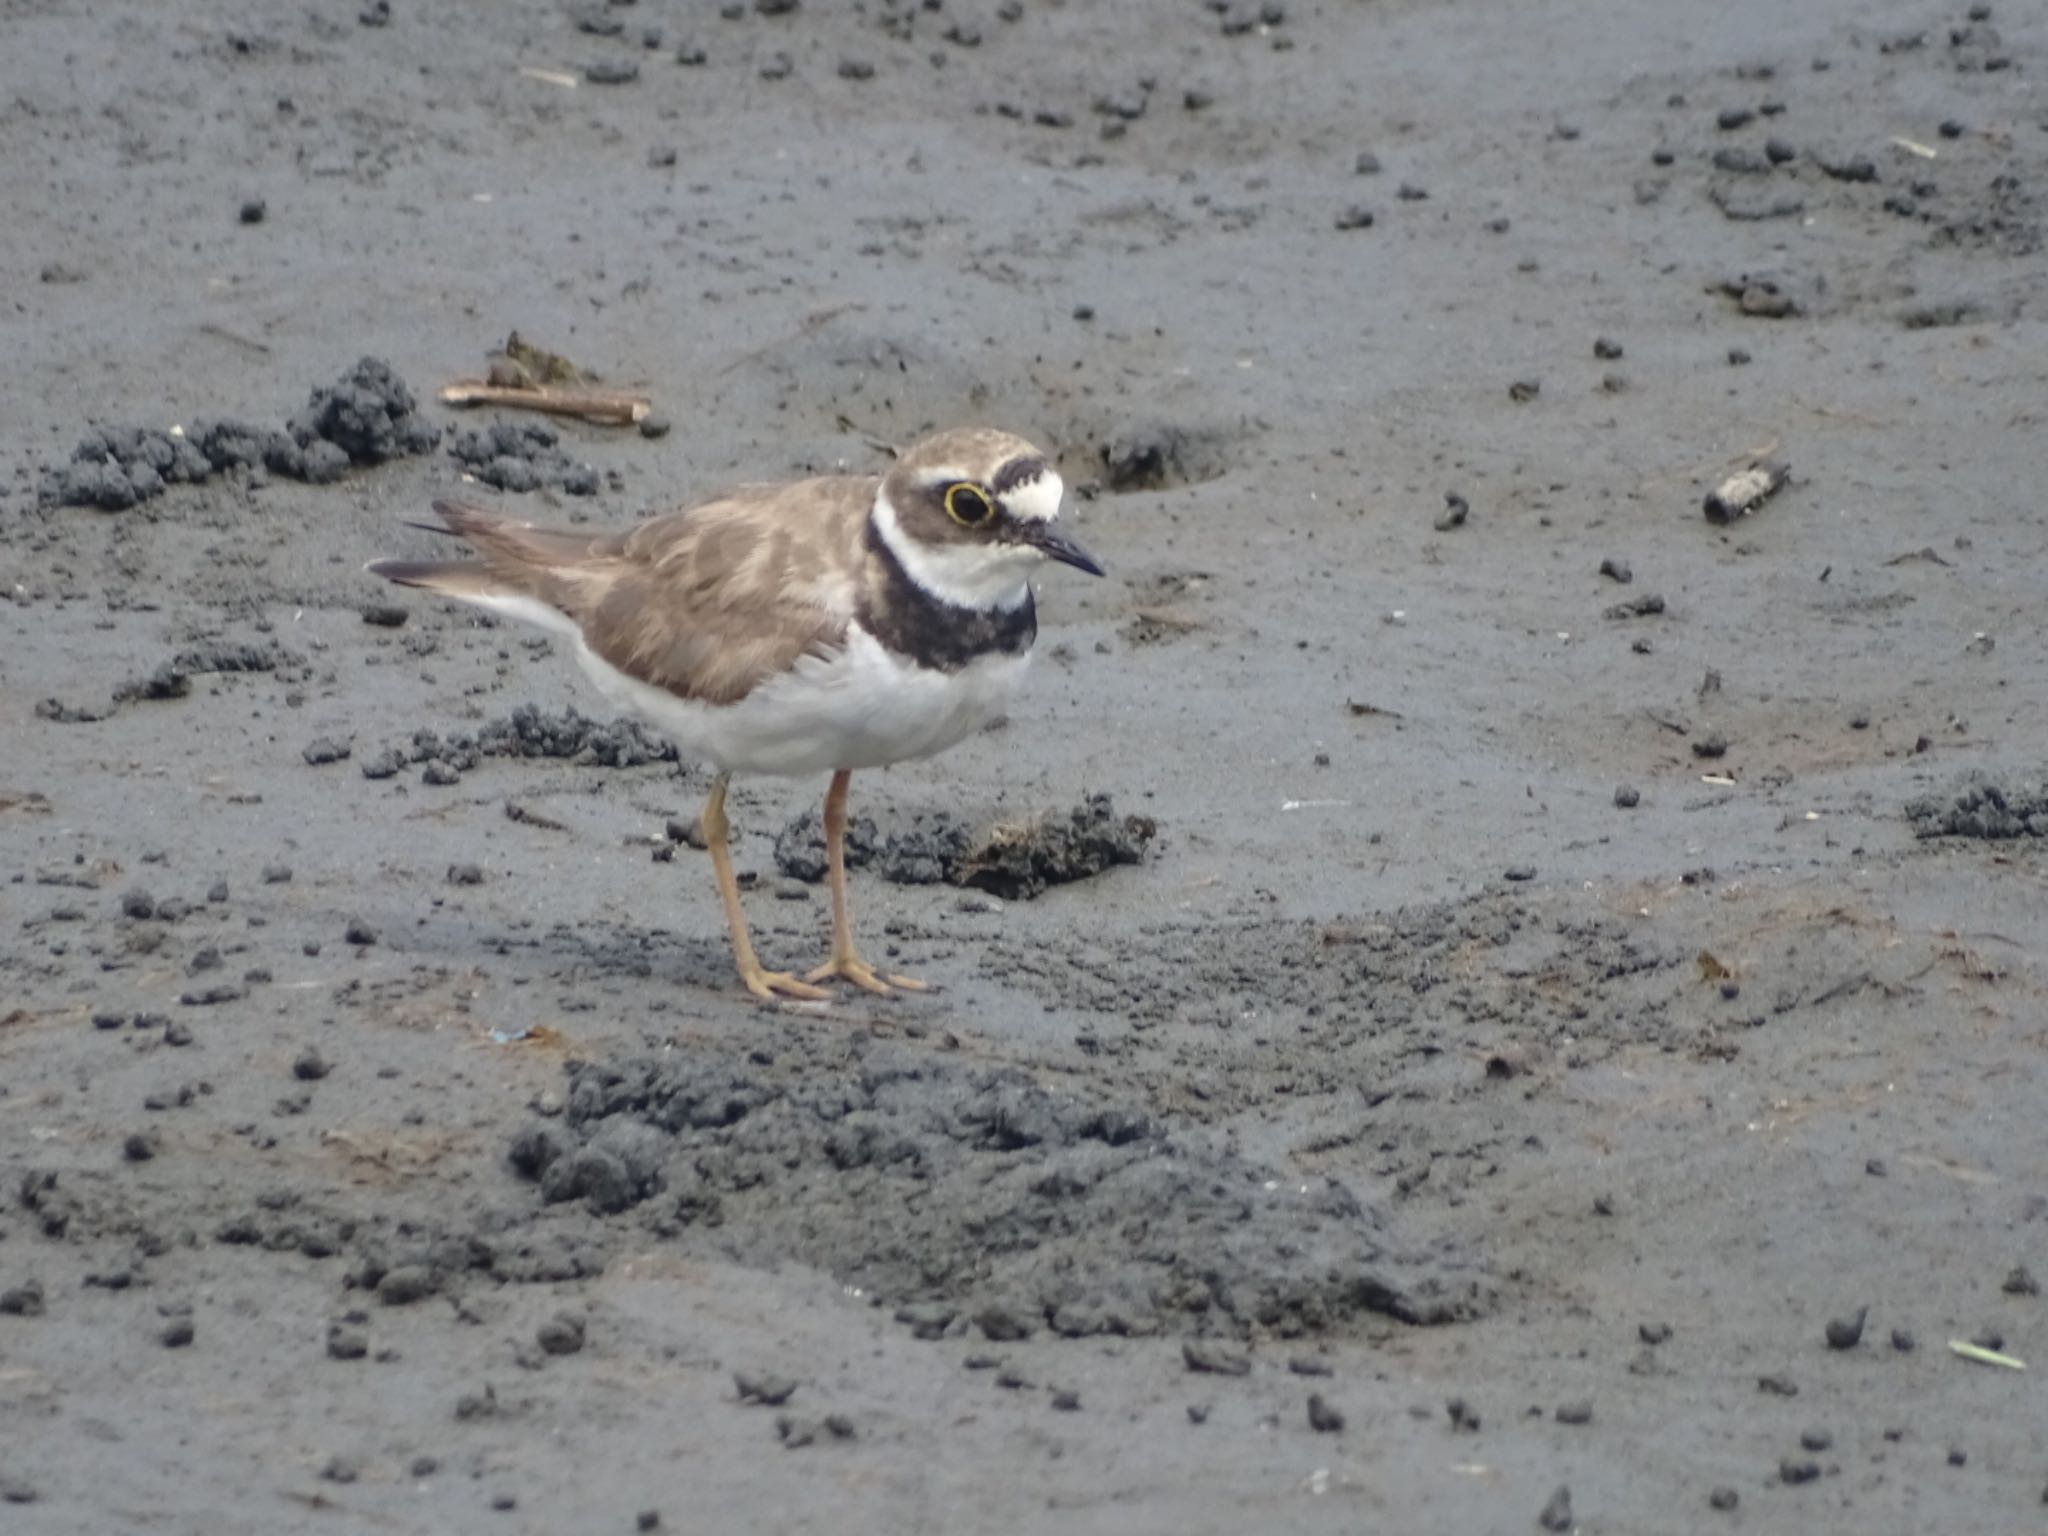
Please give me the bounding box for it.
[4,0,2048,1531]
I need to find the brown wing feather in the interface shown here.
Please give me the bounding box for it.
[583,478,872,705]
[404,483,874,706]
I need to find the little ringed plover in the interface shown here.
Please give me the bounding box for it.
[368,428,1102,1000]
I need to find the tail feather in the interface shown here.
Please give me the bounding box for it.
[369,499,599,640]
[430,499,599,568]
[364,558,504,600]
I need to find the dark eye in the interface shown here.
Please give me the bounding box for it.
[943,482,995,526]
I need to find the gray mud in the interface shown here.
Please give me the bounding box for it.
[526,1041,1483,1335]
[5,0,2048,1532]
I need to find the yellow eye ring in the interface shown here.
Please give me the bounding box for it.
[943,482,995,526]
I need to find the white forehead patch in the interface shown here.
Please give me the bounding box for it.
[1002,470,1064,524]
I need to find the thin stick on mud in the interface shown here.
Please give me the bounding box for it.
[438,380,652,426]
[1947,1340,2026,1370]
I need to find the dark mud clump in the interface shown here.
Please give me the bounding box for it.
[17,1163,611,1298]
[38,637,307,719]
[513,1044,1489,1339]
[446,421,600,496]
[775,809,885,882]
[38,357,439,509]
[474,704,676,767]
[277,356,441,471]
[115,638,307,704]
[775,795,1155,897]
[39,427,214,511]
[950,795,1157,898]
[349,704,679,781]
[1906,771,2048,839]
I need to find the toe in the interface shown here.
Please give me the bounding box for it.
[842,962,896,996]
[803,958,893,994]
[801,956,932,995]
[743,969,830,1002]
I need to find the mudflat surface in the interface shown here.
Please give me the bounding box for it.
[4,1,2047,1531]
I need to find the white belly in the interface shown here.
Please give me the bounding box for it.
[573,625,1031,776]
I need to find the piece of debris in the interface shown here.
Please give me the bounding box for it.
[1182,1339,1252,1376]
[1119,607,1205,646]
[1723,276,1802,318]
[734,1371,799,1406]
[440,332,652,425]
[1825,1306,1868,1349]
[1705,458,1790,523]
[775,1413,855,1448]
[438,380,650,426]
[505,801,570,833]
[1885,546,1952,567]
[1947,1339,2025,1370]
[1604,593,1665,620]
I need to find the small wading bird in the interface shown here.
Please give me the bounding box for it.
[368,429,1103,1000]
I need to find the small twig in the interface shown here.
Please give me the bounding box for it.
[198,322,273,355]
[439,379,650,426]
[505,800,569,832]
[1948,1340,2026,1370]
[1641,708,1691,736]
[1808,970,1874,1008]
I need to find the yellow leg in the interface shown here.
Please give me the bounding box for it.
[803,769,930,995]
[701,773,828,1002]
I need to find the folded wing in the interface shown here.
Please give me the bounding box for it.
[368,479,870,705]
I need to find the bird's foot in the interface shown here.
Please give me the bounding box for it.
[802,952,932,996]
[737,963,832,1003]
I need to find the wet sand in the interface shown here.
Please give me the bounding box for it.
[4,0,2046,1530]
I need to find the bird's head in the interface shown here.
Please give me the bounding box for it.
[874,429,1103,609]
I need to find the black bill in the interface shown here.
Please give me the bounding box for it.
[1028,525,1105,577]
